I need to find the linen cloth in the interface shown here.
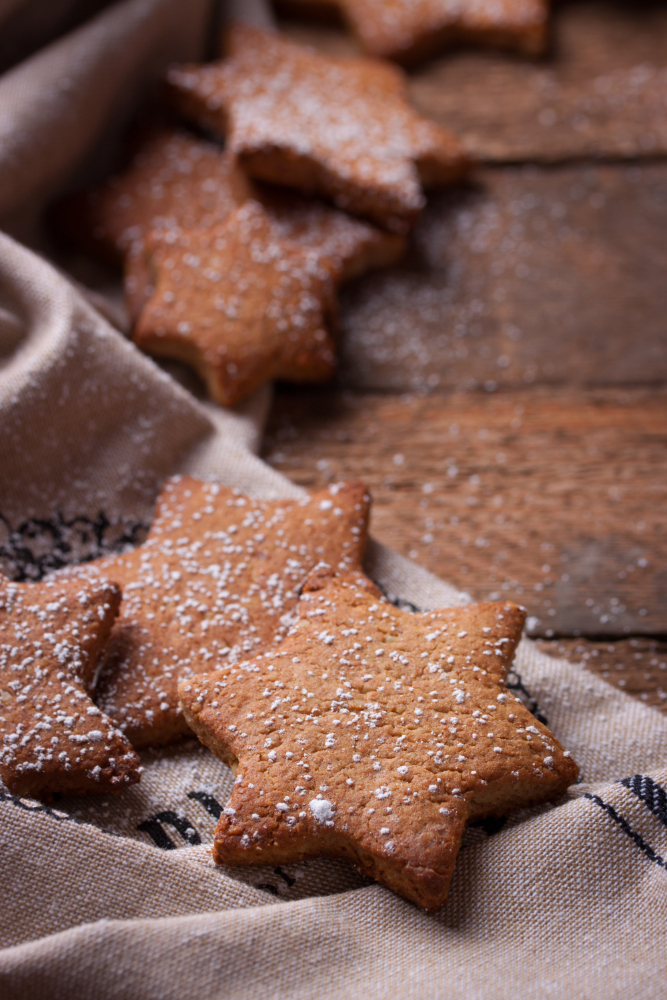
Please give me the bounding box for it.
[0,2,665,997]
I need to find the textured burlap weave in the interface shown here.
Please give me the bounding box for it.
[0,2,665,997]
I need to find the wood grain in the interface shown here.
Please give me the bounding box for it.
[279,1,667,162]
[262,387,667,639]
[335,163,667,393]
[537,636,667,714]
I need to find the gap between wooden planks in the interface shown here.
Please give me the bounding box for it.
[263,385,667,713]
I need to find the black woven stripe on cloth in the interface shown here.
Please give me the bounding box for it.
[620,774,667,829]
[585,792,667,872]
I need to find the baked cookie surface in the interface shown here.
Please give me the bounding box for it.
[167,23,468,233]
[0,576,141,799]
[134,201,338,406]
[56,125,403,315]
[63,478,370,750]
[276,0,548,63]
[179,570,578,911]
[56,126,253,265]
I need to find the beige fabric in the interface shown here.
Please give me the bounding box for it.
[0,2,666,997]
[4,772,667,1000]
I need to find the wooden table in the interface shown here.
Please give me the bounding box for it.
[262,0,667,712]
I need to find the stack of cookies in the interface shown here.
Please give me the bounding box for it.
[57,9,552,407]
[58,5,552,407]
[57,22,475,406]
[0,476,577,911]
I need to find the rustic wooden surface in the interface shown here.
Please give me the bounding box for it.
[336,164,667,393]
[262,388,667,638]
[411,0,667,163]
[281,1,667,162]
[268,1,667,711]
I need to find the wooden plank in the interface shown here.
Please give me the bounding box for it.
[278,1,667,162]
[537,637,667,714]
[335,162,667,393]
[262,387,667,639]
[409,0,667,163]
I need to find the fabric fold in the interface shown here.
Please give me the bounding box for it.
[0,0,212,224]
[2,769,666,999]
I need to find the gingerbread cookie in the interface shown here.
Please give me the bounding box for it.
[275,0,548,64]
[133,200,338,406]
[257,185,404,283]
[56,126,403,313]
[125,188,403,326]
[179,569,578,911]
[0,575,141,799]
[63,478,370,751]
[54,126,253,266]
[117,143,405,324]
[167,23,468,233]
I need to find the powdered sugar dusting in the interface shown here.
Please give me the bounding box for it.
[309,797,335,823]
[168,24,465,232]
[0,577,141,798]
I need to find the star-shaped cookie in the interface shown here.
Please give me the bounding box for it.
[55,126,404,323]
[167,24,468,233]
[179,570,578,911]
[0,575,141,799]
[55,126,253,265]
[133,200,339,406]
[64,477,370,751]
[276,0,548,64]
